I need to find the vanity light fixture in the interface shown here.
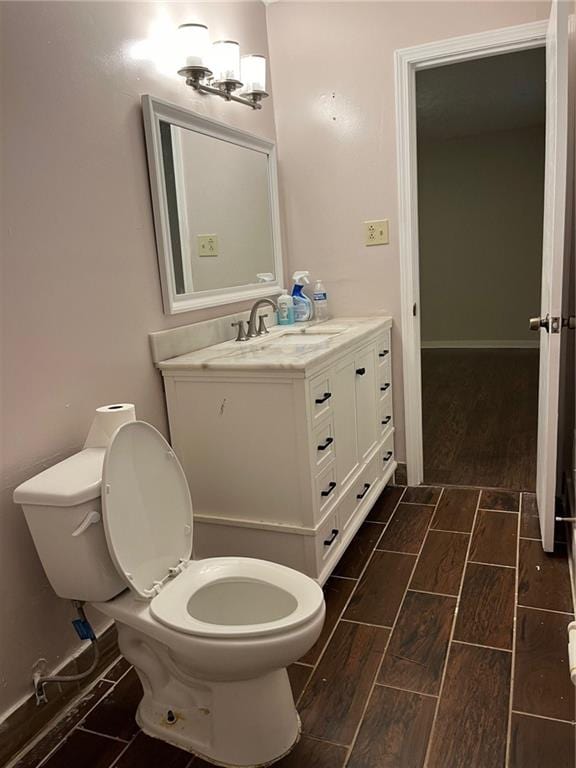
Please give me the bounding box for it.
[177,24,269,110]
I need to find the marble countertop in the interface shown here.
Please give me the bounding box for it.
[158,316,392,373]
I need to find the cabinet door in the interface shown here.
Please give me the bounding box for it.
[333,356,360,487]
[355,346,378,461]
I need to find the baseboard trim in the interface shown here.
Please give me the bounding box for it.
[394,461,407,486]
[421,340,539,349]
[0,622,120,767]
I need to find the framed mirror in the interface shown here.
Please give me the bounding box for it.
[142,95,283,314]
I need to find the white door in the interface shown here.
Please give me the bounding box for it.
[534,0,570,552]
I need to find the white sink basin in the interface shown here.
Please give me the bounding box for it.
[281,325,349,336]
[266,334,333,347]
[221,324,349,359]
[263,325,349,348]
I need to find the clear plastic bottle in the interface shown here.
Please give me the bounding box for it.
[312,279,330,322]
[277,290,295,325]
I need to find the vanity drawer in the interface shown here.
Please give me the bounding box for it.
[340,451,381,531]
[378,359,392,400]
[315,462,338,516]
[313,418,336,471]
[376,332,391,366]
[379,391,393,437]
[315,509,341,565]
[380,430,395,472]
[309,373,333,423]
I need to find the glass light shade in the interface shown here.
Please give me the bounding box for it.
[241,55,266,93]
[212,40,240,82]
[178,23,210,68]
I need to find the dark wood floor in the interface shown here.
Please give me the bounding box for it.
[12,483,575,768]
[422,348,539,490]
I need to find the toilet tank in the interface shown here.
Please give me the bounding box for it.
[13,449,126,602]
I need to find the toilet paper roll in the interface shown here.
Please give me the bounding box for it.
[83,403,136,449]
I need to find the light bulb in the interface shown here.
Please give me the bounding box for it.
[241,55,266,93]
[212,40,240,82]
[178,23,210,68]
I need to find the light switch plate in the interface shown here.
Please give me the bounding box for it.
[197,234,219,256]
[364,220,389,246]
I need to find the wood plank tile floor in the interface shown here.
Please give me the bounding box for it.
[422,349,539,491]
[10,485,575,768]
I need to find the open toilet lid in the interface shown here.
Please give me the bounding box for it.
[102,421,193,599]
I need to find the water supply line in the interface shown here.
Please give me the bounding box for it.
[33,601,100,705]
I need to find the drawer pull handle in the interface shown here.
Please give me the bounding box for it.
[379,350,389,358]
[317,437,334,451]
[380,383,390,392]
[315,392,332,405]
[356,483,371,500]
[356,367,366,376]
[383,451,393,462]
[381,416,391,426]
[321,481,337,498]
[323,528,339,546]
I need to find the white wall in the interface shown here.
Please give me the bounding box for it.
[0,0,276,720]
[418,125,545,345]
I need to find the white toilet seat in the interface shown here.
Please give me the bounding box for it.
[99,420,324,649]
[102,420,193,599]
[150,557,324,639]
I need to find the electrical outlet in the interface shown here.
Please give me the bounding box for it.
[364,220,389,246]
[197,234,219,257]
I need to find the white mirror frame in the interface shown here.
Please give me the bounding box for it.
[142,95,284,314]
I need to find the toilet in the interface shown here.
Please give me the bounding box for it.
[14,420,325,768]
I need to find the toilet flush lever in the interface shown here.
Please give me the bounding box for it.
[72,510,101,537]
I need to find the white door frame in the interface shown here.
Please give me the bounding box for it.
[395,21,548,486]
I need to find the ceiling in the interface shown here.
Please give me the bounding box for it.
[416,47,546,141]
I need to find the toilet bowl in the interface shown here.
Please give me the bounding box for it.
[94,558,324,766]
[14,420,325,767]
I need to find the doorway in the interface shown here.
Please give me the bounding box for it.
[416,49,546,490]
[396,9,571,550]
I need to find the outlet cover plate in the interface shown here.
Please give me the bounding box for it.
[197,234,219,257]
[364,220,389,246]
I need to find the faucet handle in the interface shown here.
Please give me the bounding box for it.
[231,320,248,342]
[257,314,270,336]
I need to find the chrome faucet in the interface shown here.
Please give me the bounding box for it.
[231,298,279,342]
[247,298,278,338]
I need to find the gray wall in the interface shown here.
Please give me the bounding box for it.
[418,125,545,345]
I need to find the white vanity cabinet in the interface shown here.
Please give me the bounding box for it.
[159,318,395,583]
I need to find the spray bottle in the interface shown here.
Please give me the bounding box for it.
[291,271,313,322]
